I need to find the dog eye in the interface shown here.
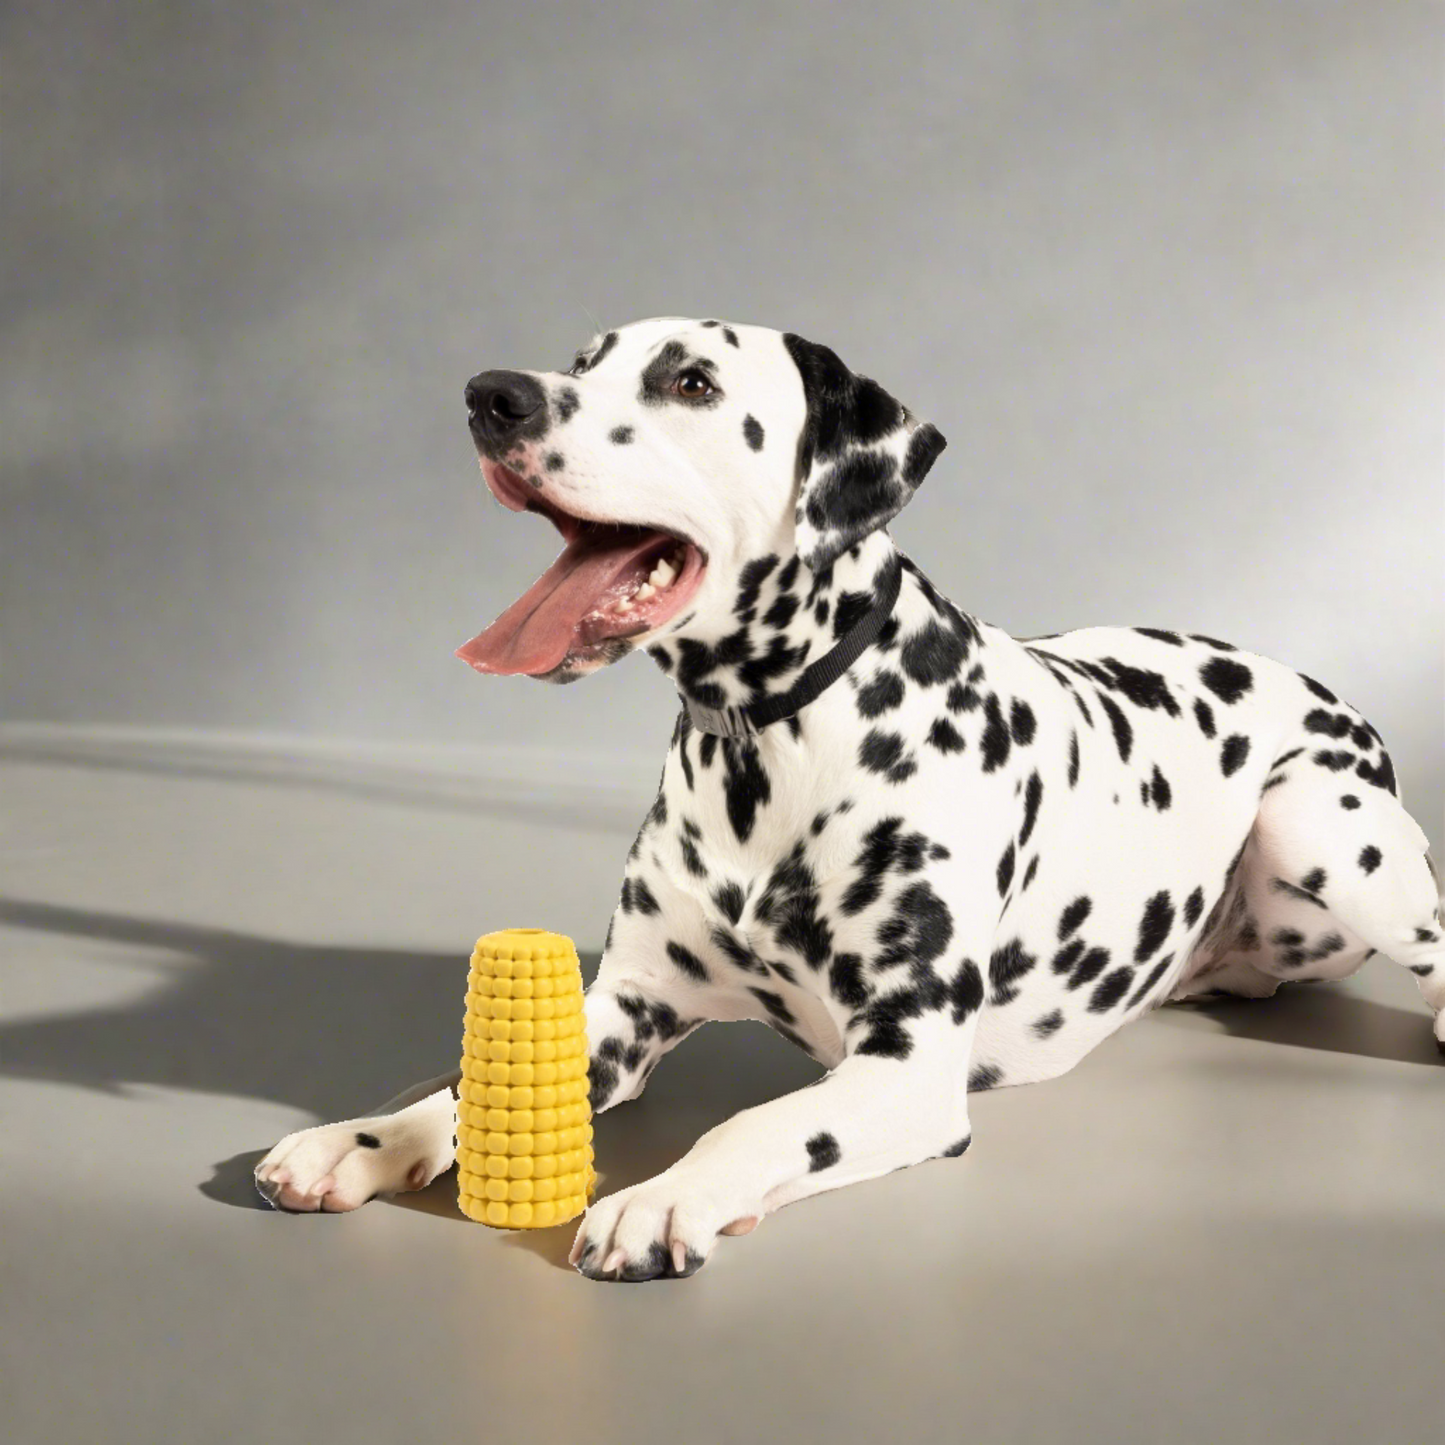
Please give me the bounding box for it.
[566,354,587,377]
[673,369,716,401]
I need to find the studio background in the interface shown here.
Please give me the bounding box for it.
[5,7,1445,1445]
[5,0,1441,851]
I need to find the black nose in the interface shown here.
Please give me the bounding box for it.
[465,370,547,446]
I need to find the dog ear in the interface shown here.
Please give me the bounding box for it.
[783,333,946,571]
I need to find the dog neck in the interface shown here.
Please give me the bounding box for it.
[646,531,903,720]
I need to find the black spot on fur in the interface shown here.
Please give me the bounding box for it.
[1301,867,1327,894]
[608,424,633,444]
[1134,627,1185,645]
[1126,955,1174,1008]
[805,1132,841,1172]
[665,941,708,981]
[1058,895,1093,940]
[988,938,1037,1005]
[1089,967,1136,1012]
[1193,697,1217,738]
[927,717,966,754]
[1220,734,1251,777]
[555,386,580,421]
[1200,656,1254,705]
[1340,794,1360,810]
[829,952,870,1009]
[1033,1009,1065,1038]
[859,730,916,784]
[1355,751,1397,795]
[857,670,905,717]
[968,1063,1003,1091]
[1098,694,1133,762]
[1357,845,1382,875]
[1182,886,1205,928]
[996,842,1016,897]
[1300,674,1339,704]
[940,1136,972,1158]
[720,739,771,843]
[1067,947,1112,991]
[980,695,1012,773]
[1068,731,1080,787]
[1019,772,1044,846]
[355,1132,381,1149]
[1134,891,1174,962]
[900,620,967,687]
[1149,765,1172,811]
[948,959,985,1023]
[1009,699,1037,746]
[742,414,764,451]
[712,881,745,924]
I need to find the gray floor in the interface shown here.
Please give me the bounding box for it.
[3,748,1443,1445]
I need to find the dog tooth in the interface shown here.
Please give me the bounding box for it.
[636,583,656,600]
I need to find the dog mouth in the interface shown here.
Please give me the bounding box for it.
[455,461,708,677]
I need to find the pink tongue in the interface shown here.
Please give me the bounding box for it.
[456,533,656,676]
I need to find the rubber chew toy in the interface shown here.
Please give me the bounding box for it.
[457,928,596,1228]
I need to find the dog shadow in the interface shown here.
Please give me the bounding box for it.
[0,894,824,1257]
[1155,980,1443,1066]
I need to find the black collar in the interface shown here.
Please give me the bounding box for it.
[684,557,903,739]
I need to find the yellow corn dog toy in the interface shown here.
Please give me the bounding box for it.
[456,928,596,1228]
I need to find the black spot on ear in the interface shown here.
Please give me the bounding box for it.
[742,414,764,451]
[805,1132,841,1172]
[1220,734,1251,777]
[355,1132,381,1149]
[968,1063,1004,1091]
[902,424,946,485]
[1200,657,1254,704]
[609,425,634,444]
[1134,628,1184,645]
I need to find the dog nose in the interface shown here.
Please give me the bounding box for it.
[465,370,547,443]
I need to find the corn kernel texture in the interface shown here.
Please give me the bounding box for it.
[457,929,596,1228]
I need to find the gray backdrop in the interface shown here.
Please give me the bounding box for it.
[3,1,1441,842]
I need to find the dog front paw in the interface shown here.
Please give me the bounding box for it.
[254,1117,446,1214]
[568,1168,761,1282]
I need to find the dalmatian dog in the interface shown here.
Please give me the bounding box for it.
[255,317,1444,1281]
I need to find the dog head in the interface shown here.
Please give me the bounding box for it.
[457,317,945,682]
